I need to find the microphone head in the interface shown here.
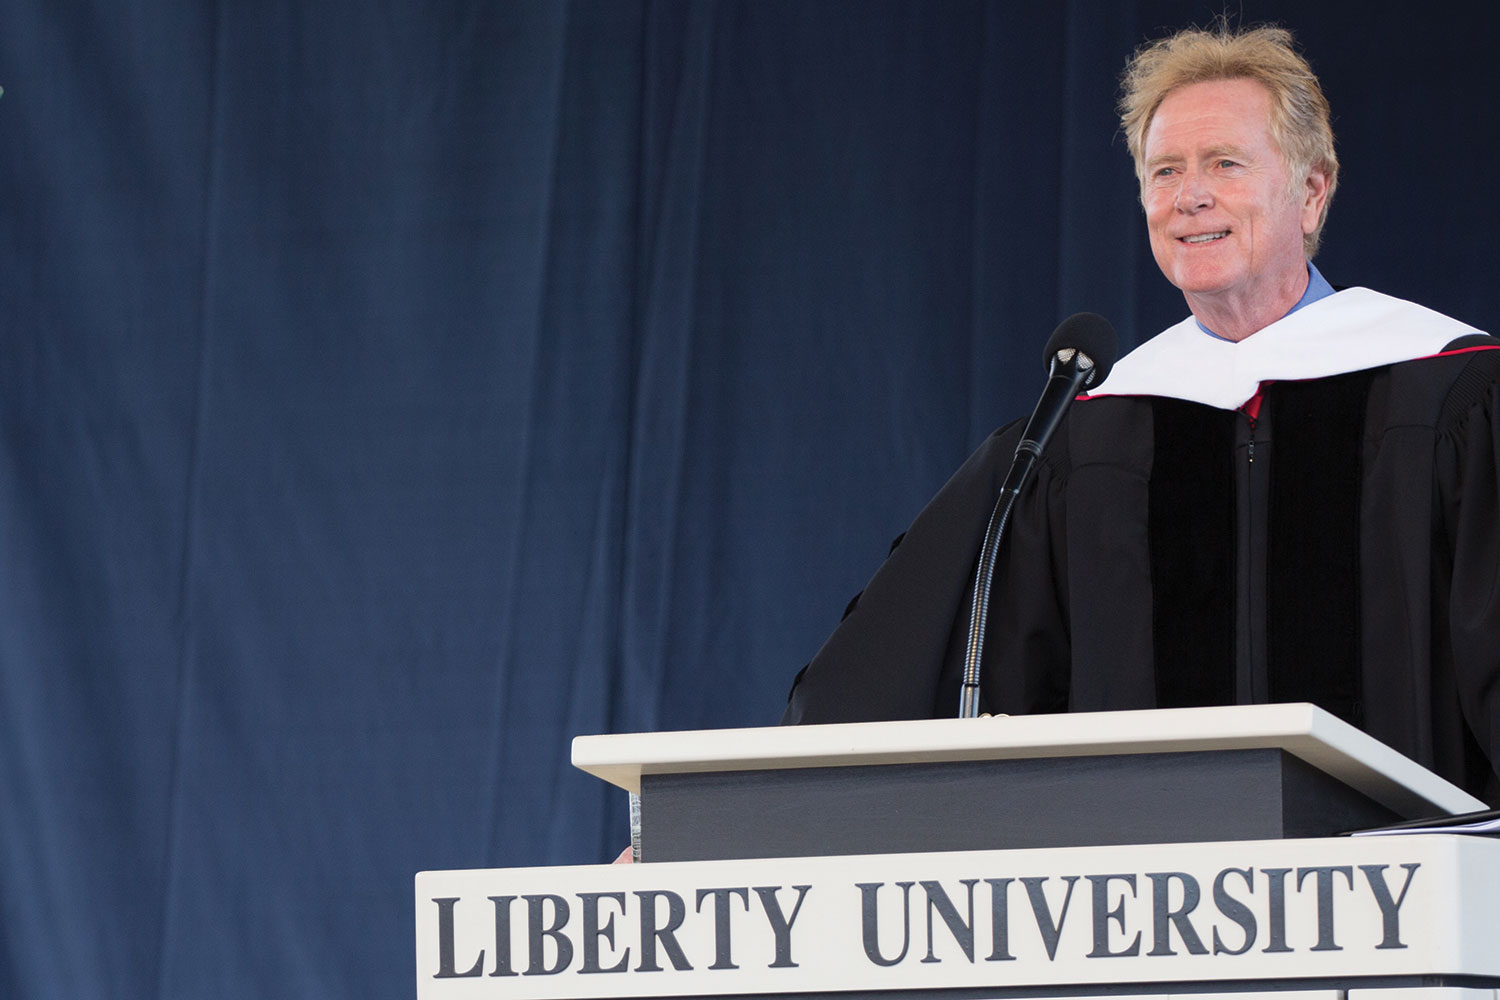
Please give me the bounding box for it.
[1044,312,1118,388]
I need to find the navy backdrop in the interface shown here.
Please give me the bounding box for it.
[2,1,1497,997]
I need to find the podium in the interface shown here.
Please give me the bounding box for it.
[415,705,1500,1000]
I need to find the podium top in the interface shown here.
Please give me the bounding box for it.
[572,703,1485,817]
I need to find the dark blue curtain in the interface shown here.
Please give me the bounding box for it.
[2,1,1496,997]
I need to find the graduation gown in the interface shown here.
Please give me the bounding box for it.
[782,288,1500,804]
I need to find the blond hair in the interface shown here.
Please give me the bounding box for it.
[1119,24,1339,255]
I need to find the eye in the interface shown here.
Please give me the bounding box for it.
[1217,159,1238,169]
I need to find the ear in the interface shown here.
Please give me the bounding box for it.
[1299,166,1330,234]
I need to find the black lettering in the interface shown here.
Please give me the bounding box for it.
[579,891,629,974]
[488,895,519,977]
[696,887,750,970]
[1021,875,1079,961]
[523,894,573,975]
[1146,872,1208,956]
[432,897,485,979]
[1359,863,1420,950]
[1261,867,1293,953]
[920,879,978,963]
[635,890,691,972]
[858,881,914,967]
[1297,866,1354,952]
[1086,874,1140,958]
[1211,868,1256,956]
[754,885,810,969]
[984,878,1016,962]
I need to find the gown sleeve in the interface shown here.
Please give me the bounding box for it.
[1435,349,1500,801]
[781,421,1072,724]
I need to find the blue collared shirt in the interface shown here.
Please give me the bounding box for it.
[1195,261,1335,340]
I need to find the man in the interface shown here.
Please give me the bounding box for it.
[781,25,1500,805]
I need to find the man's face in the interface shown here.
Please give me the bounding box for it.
[1141,78,1326,312]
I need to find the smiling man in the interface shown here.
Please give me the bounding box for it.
[783,24,1500,805]
[1140,77,1329,341]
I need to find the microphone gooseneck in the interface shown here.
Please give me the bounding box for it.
[957,313,1117,719]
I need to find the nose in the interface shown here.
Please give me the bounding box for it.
[1173,169,1212,213]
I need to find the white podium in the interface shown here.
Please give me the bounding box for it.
[415,705,1499,1000]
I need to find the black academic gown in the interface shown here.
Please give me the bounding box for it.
[783,344,1500,806]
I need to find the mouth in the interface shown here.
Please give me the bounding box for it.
[1179,231,1230,245]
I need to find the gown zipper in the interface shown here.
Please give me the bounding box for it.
[1238,386,1269,704]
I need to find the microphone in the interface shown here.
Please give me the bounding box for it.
[957,313,1118,718]
[1001,312,1117,496]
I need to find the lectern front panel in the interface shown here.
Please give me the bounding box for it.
[641,748,1398,862]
